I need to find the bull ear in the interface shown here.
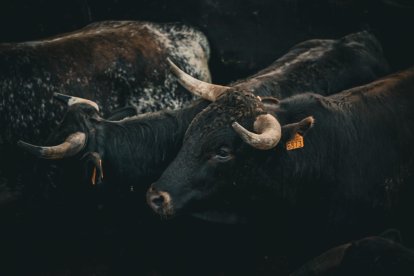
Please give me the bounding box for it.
[379,229,402,243]
[260,96,280,113]
[106,103,139,121]
[281,116,315,143]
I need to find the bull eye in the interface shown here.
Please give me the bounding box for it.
[212,146,233,162]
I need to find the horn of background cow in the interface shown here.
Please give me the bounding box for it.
[260,96,281,113]
[232,114,282,150]
[54,93,100,112]
[17,132,87,160]
[167,58,230,101]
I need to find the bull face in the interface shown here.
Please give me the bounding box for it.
[147,60,314,221]
[147,91,258,219]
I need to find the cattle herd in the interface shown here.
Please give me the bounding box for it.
[1,20,414,275]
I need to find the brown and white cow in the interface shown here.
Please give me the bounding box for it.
[0,20,211,204]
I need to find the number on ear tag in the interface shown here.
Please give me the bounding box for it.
[286,133,304,151]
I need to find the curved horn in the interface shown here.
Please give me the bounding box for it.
[232,114,281,150]
[54,93,99,112]
[167,58,230,101]
[17,132,87,160]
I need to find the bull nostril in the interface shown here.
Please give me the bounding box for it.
[151,194,165,208]
[147,188,172,213]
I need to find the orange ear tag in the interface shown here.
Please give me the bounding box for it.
[99,159,103,179]
[286,133,304,151]
[91,167,97,186]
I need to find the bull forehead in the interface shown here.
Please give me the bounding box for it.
[185,91,264,139]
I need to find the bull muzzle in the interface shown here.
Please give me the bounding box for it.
[146,185,174,217]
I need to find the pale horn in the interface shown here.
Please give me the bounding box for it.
[54,93,99,112]
[167,58,230,101]
[232,114,282,150]
[17,132,87,159]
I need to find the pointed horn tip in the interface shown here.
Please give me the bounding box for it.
[166,58,195,83]
[232,114,282,150]
[166,58,182,75]
[53,92,69,98]
[53,92,71,104]
[166,57,230,101]
[231,122,244,132]
[17,140,44,156]
[17,140,32,148]
[166,57,175,68]
[231,122,251,141]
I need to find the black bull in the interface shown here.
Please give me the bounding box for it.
[149,66,414,261]
[0,20,211,205]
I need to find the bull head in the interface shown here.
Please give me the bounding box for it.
[168,59,282,150]
[17,93,98,159]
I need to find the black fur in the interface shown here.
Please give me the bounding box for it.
[230,31,388,98]
[38,100,208,202]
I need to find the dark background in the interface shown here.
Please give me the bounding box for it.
[1,0,413,84]
[1,0,414,275]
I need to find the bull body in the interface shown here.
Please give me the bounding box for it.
[149,67,414,257]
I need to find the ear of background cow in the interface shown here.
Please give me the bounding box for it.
[281,116,315,143]
[260,96,280,113]
[290,230,414,276]
[289,243,350,276]
[105,103,140,121]
[380,228,403,243]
